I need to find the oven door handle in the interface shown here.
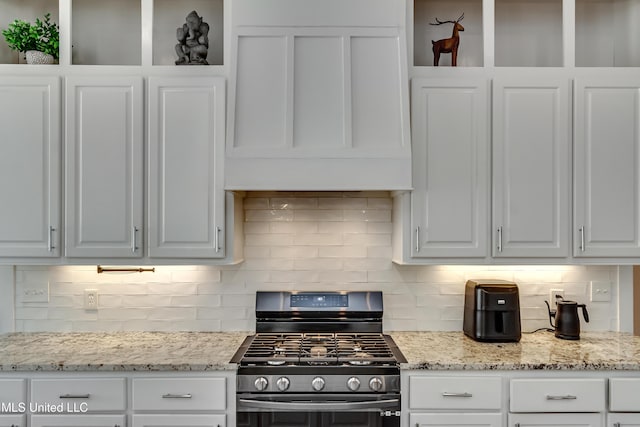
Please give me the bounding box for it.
[238,398,399,411]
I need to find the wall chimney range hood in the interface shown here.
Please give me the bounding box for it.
[226,0,411,191]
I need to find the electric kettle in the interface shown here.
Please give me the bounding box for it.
[544,296,589,340]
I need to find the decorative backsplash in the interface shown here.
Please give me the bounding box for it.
[11,192,619,332]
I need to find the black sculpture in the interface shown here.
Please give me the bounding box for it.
[175,10,209,65]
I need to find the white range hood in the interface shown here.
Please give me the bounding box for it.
[226,0,412,191]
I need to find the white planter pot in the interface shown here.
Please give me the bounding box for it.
[25,50,54,64]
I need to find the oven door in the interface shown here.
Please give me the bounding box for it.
[236,393,401,427]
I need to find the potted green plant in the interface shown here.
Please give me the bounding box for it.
[2,13,59,64]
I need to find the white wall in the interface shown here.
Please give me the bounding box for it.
[13,192,621,333]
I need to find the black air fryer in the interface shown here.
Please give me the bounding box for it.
[463,280,521,342]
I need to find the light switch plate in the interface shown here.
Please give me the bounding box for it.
[590,281,611,302]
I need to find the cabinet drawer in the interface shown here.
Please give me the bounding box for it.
[31,414,126,427]
[133,414,225,427]
[510,379,605,412]
[610,378,640,411]
[0,379,26,412]
[31,378,126,412]
[132,378,226,411]
[0,414,26,427]
[409,376,502,410]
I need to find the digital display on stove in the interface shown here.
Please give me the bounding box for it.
[290,293,348,307]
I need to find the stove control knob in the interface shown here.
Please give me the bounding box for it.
[276,377,290,391]
[311,376,325,391]
[347,377,361,391]
[369,377,383,392]
[254,377,269,391]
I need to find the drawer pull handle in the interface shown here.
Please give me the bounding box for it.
[546,394,577,400]
[59,394,90,399]
[162,393,193,399]
[442,392,473,398]
[614,423,621,427]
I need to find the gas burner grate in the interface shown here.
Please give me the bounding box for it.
[239,332,398,366]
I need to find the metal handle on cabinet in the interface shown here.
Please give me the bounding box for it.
[515,424,520,427]
[614,423,621,427]
[132,226,139,253]
[215,226,221,253]
[115,425,121,427]
[415,227,420,252]
[48,226,55,252]
[162,393,193,399]
[442,392,473,398]
[497,226,503,252]
[546,394,577,400]
[579,226,585,252]
[59,394,90,399]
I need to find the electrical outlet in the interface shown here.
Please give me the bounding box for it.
[84,289,98,310]
[590,281,611,302]
[548,289,564,305]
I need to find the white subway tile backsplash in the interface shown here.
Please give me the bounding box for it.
[11,192,621,332]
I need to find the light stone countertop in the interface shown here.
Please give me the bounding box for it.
[390,331,640,370]
[0,331,250,372]
[1,331,640,372]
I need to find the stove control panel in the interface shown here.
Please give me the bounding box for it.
[238,374,400,393]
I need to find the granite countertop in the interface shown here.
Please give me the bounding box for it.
[0,331,250,372]
[1,330,640,372]
[390,331,640,370]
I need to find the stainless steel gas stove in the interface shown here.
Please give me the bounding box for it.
[231,291,406,427]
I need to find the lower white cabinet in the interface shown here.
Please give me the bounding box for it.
[509,413,603,427]
[132,378,226,411]
[30,415,126,427]
[132,414,225,427]
[411,413,502,427]
[0,415,26,427]
[31,378,126,412]
[510,378,606,413]
[608,414,640,427]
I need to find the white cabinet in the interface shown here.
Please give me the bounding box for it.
[609,379,640,427]
[0,77,60,258]
[410,78,490,258]
[132,377,229,427]
[492,76,571,258]
[509,413,604,427]
[0,415,26,427]
[65,76,143,258]
[608,414,640,427]
[510,378,605,413]
[133,415,225,427]
[132,377,226,411]
[31,378,126,412]
[148,77,226,258]
[574,78,640,257]
[30,415,126,427]
[407,374,503,427]
[411,413,503,427]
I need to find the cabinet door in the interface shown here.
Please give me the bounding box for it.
[493,77,571,257]
[608,414,640,427]
[65,76,143,257]
[31,415,126,427]
[508,413,603,427]
[0,77,61,257]
[132,414,225,427]
[0,415,26,427]
[148,77,225,258]
[574,78,640,257]
[411,78,489,258]
[411,413,502,427]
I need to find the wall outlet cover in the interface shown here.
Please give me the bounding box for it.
[84,289,98,310]
[590,281,611,302]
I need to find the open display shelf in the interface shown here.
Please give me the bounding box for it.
[0,0,59,64]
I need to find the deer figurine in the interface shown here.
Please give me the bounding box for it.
[430,13,464,66]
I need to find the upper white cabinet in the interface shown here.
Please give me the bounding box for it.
[574,77,640,257]
[0,77,61,258]
[65,76,144,258]
[148,77,226,258]
[492,76,571,258]
[226,0,411,191]
[410,77,489,258]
